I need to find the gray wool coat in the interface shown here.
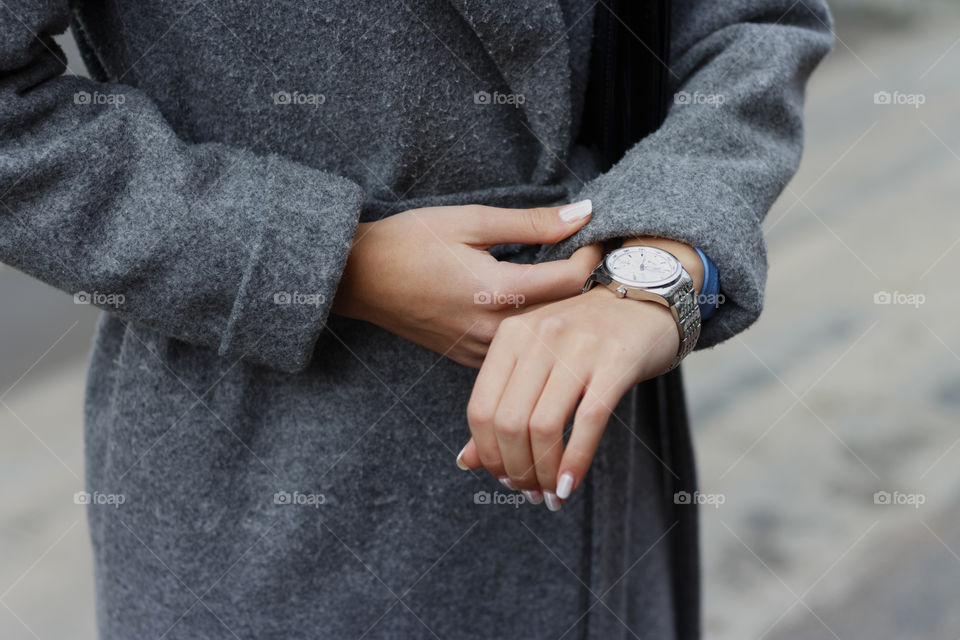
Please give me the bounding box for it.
[0,0,832,638]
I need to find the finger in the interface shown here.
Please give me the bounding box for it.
[458,435,544,505]
[556,369,635,503]
[465,329,518,478]
[529,363,585,494]
[497,242,605,306]
[466,201,592,247]
[456,438,482,469]
[493,346,553,491]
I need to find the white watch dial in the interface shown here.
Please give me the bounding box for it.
[605,246,682,288]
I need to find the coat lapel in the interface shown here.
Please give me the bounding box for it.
[447,0,573,183]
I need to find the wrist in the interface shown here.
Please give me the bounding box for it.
[585,241,702,370]
[620,236,704,295]
[331,221,375,322]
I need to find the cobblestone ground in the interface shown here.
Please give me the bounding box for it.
[690,12,960,640]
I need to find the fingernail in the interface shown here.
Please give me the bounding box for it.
[558,199,592,222]
[544,491,562,512]
[456,445,469,471]
[556,472,575,500]
[499,477,517,491]
[522,490,543,505]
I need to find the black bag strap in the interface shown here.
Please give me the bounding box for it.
[579,0,672,171]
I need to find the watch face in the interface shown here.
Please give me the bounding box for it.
[604,246,682,288]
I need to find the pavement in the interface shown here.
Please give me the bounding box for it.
[690,11,960,640]
[1,9,959,640]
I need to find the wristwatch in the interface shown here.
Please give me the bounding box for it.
[582,246,701,372]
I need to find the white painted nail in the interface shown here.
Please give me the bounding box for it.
[456,445,469,471]
[558,199,592,222]
[499,477,517,491]
[556,472,575,500]
[522,490,543,505]
[544,491,562,512]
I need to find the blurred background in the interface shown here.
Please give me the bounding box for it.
[2,1,959,638]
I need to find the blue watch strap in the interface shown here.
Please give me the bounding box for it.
[694,247,720,321]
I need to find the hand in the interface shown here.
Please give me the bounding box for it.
[331,201,599,368]
[457,284,681,509]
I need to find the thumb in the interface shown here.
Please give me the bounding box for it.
[467,200,593,247]
[455,438,484,470]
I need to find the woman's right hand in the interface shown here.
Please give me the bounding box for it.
[331,201,600,368]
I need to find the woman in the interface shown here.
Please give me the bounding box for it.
[0,1,832,638]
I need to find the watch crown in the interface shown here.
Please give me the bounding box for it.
[615,285,628,297]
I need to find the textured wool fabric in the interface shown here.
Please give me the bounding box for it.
[0,1,832,638]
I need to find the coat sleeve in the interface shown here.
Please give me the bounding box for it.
[541,0,834,349]
[0,0,365,373]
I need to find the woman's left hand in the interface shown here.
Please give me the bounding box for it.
[457,276,681,510]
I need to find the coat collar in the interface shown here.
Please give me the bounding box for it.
[447,0,573,183]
